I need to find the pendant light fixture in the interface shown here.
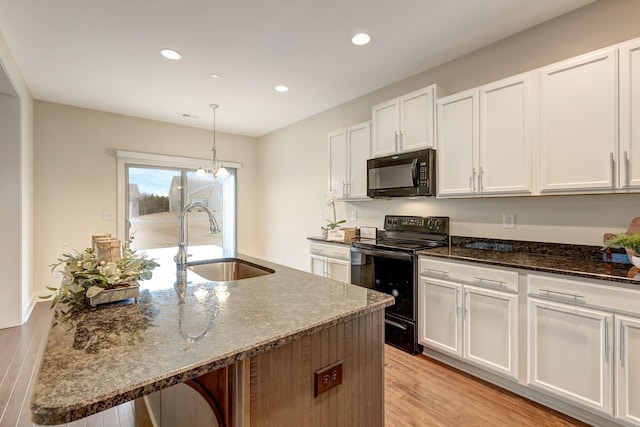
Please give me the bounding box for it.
[195,104,229,178]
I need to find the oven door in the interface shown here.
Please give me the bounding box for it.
[350,246,415,321]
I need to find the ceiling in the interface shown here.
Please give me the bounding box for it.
[0,0,594,137]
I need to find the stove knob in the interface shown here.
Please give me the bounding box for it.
[434,219,442,229]
[391,289,400,298]
[427,219,434,228]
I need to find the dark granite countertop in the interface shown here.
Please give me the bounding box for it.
[30,246,393,425]
[418,237,640,287]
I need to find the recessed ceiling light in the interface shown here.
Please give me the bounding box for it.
[160,48,182,60]
[351,33,371,46]
[210,73,220,79]
[274,85,289,93]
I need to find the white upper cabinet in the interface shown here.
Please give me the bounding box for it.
[437,73,532,198]
[437,89,477,197]
[479,73,532,195]
[372,85,441,157]
[620,37,640,190]
[538,47,618,193]
[328,121,371,199]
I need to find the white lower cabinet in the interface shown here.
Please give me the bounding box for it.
[309,241,351,283]
[528,273,640,425]
[617,315,640,426]
[527,297,614,415]
[418,258,518,379]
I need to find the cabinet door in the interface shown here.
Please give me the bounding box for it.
[538,47,618,193]
[371,98,400,157]
[616,315,640,425]
[463,286,518,379]
[620,38,640,190]
[418,277,462,357]
[399,86,435,152]
[328,130,348,198]
[528,298,613,415]
[310,255,326,277]
[437,90,478,197]
[347,121,371,199]
[479,73,532,195]
[327,258,350,283]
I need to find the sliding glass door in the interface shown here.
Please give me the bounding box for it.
[124,165,236,252]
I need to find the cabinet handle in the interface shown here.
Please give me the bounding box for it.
[474,276,506,287]
[538,288,584,302]
[394,132,399,151]
[624,151,630,188]
[620,324,625,367]
[604,318,609,363]
[610,152,615,188]
[471,168,476,193]
[478,167,484,193]
[455,288,460,317]
[399,132,404,151]
[424,268,449,277]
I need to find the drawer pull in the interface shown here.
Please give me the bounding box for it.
[474,276,506,287]
[538,288,584,302]
[424,268,449,277]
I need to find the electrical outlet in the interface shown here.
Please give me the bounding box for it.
[503,213,515,229]
[314,361,343,396]
[351,210,357,221]
[103,211,115,221]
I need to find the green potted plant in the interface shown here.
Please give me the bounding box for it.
[45,237,159,316]
[605,232,640,268]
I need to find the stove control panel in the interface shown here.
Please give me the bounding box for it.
[384,215,449,234]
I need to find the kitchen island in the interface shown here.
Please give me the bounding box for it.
[30,246,394,426]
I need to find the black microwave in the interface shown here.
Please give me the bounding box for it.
[367,148,436,198]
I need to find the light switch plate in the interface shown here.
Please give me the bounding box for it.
[103,211,115,221]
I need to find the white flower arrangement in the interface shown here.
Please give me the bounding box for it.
[324,191,346,230]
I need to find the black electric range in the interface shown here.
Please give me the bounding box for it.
[350,215,449,354]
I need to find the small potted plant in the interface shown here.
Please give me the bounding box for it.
[45,237,159,316]
[605,232,640,268]
[321,191,346,239]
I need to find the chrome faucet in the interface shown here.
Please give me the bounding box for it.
[175,202,220,302]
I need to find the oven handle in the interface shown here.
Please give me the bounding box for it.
[385,318,408,331]
[411,158,419,187]
[350,246,414,261]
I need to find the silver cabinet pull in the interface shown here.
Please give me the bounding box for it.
[474,276,506,288]
[610,152,615,188]
[624,150,630,188]
[399,132,404,151]
[424,268,449,277]
[478,167,484,193]
[538,288,585,302]
[620,323,625,367]
[394,132,398,152]
[455,288,460,317]
[471,168,477,193]
[604,318,609,363]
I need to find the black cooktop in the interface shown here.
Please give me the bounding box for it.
[352,215,450,253]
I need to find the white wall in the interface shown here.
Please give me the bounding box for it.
[33,101,260,295]
[257,0,640,271]
[0,28,34,328]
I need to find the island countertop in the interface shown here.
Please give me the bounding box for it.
[30,246,394,425]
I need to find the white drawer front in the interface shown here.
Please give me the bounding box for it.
[419,257,518,292]
[528,274,640,316]
[309,242,351,261]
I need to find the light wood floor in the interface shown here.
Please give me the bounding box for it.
[1,302,589,426]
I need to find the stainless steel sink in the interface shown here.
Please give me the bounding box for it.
[187,259,275,281]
